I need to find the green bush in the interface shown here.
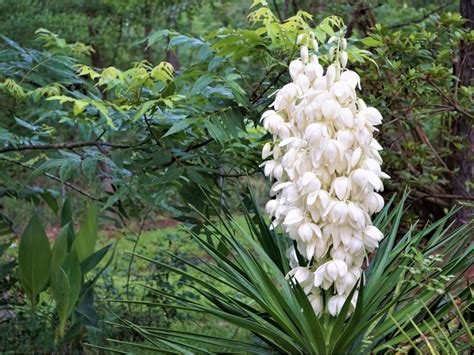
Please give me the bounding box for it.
[2,200,113,351]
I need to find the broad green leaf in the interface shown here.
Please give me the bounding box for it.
[75,64,100,79]
[51,224,70,278]
[61,199,76,248]
[81,157,97,177]
[91,101,115,128]
[30,158,68,178]
[18,215,51,309]
[131,100,157,121]
[50,251,82,339]
[59,158,81,183]
[51,268,71,332]
[80,243,112,275]
[61,198,73,226]
[40,190,59,213]
[73,204,98,262]
[151,62,174,81]
[204,118,227,144]
[46,95,75,104]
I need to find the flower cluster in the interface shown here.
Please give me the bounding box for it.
[261,38,388,317]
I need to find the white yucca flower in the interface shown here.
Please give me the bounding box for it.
[262,36,389,317]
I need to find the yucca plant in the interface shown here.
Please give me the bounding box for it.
[105,190,472,353]
[387,293,473,354]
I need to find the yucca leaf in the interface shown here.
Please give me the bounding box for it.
[366,192,408,296]
[112,189,472,354]
[328,277,362,352]
[140,328,271,353]
[84,342,129,354]
[387,315,423,354]
[449,294,473,344]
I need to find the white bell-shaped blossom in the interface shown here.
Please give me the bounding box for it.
[261,40,388,316]
[287,266,314,294]
[308,292,323,316]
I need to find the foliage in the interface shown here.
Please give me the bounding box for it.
[360,13,474,218]
[0,0,238,68]
[16,200,113,347]
[0,217,17,284]
[1,1,472,227]
[0,2,378,227]
[113,190,473,353]
[2,1,471,233]
[0,30,256,222]
[393,293,473,354]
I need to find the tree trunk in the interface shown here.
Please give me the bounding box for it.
[454,0,474,223]
[165,10,180,71]
[284,0,290,19]
[346,1,376,38]
[86,9,104,68]
[166,49,180,71]
[144,2,153,63]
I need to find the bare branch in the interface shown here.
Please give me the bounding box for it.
[143,114,162,146]
[0,157,101,202]
[419,192,474,201]
[251,69,285,104]
[389,1,455,29]
[0,141,136,154]
[185,138,213,153]
[428,79,474,120]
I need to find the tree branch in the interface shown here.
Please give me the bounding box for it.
[389,1,454,29]
[0,157,101,202]
[185,138,213,153]
[0,141,136,154]
[428,79,474,120]
[144,113,162,146]
[251,69,285,104]
[419,192,474,201]
[159,138,214,169]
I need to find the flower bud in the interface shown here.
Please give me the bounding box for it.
[300,46,309,63]
[312,39,319,51]
[342,38,347,50]
[305,62,324,81]
[333,176,350,200]
[341,70,361,89]
[340,51,348,68]
[308,293,323,316]
[326,64,337,86]
[265,199,278,215]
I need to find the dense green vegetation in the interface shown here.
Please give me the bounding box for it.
[0,0,472,353]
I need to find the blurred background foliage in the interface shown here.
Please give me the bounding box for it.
[0,0,471,226]
[0,0,472,352]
